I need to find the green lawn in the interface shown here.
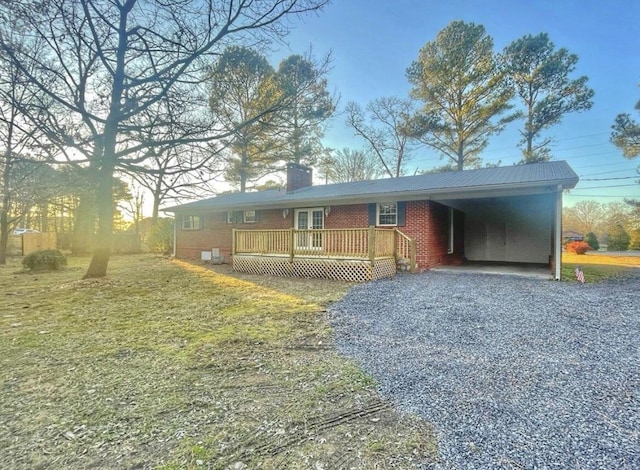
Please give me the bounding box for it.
[562,252,640,283]
[0,254,436,469]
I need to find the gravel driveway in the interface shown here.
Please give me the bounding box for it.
[329,271,640,469]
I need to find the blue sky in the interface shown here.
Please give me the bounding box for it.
[273,0,640,206]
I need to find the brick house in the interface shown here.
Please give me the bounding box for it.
[164,161,578,281]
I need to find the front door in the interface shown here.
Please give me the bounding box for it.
[295,208,324,249]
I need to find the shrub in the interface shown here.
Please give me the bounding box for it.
[606,225,630,251]
[146,218,174,255]
[585,232,599,251]
[629,229,640,251]
[566,241,591,255]
[22,249,67,271]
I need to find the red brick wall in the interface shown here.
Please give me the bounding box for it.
[399,201,463,270]
[176,209,291,260]
[324,204,369,229]
[175,201,463,269]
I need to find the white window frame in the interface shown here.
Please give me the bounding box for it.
[377,202,398,226]
[182,215,202,230]
[243,210,256,223]
[294,208,325,250]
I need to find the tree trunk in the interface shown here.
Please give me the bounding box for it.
[39,201,48,232]
[72,193,96,255]
[0,148,12,265]
[0,210,8,265]
[83,161,114,278]
[151,175,162,224]
[240,144,248,193]
[152,196,160,224]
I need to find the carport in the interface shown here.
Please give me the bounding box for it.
[435,186,564,279]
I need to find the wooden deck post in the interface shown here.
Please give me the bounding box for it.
[231,229,236,255]
[368,226,376,264]
[393,228,398,259]
[289,228,295,262]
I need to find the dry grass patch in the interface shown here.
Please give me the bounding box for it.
[0,254,436,469]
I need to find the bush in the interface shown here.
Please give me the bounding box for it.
[585,232,599,251]
[566,241,591,255]
[606,225,630,251]
[629,228,640,251]
[22,249,67,271]
[146,218,174,255]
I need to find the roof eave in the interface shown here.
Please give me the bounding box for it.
[162,177,578,213]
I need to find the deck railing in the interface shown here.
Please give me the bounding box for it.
[395,229,417,271]
[233,226,416,271]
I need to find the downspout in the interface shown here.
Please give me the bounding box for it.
[554,185,562,280]
[173,215,177,258]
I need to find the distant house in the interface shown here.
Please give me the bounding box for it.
[164,161,578,281]
[563,230,584,242]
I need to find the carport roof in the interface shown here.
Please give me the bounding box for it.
[163,160,578,212]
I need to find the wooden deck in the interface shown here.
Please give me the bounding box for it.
[232,227,416,282]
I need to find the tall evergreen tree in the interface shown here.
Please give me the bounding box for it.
[503,33,594,163]
[611,85,640,158]
[208,46,279,192]
[406,21,514,170]
[272,54,335,166]
[611,85,640,212]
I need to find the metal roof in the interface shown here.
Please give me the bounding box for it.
[163,160,579,212]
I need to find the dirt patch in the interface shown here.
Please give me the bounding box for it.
[204,262,354,307]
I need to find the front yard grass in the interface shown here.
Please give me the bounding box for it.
[0,254,436,469]
[562,252,640,283]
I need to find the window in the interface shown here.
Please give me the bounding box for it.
[377,203,397,226]
[182,215,202,230]
[243,210,256,223]
[227,210,257,224]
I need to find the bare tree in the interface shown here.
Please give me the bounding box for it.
[345,97,414,178]
[324,147,382,183]
[563,200,606,235]
[123,88,222,222]
[0,0,328,278]
[0,20,51,264]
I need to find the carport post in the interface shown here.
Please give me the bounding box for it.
[554,185,562,281]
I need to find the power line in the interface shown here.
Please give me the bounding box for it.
[580,176,639,181]
[565,194,629,198]
[575,183,639,189]
[576,161,635,170]
[553,142,612,152]
[580,170,637,177]
[481,131,612,155]
[557,150,620,160]
[555,131,610,141]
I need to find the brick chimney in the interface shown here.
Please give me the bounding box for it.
[286,163,313,192]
